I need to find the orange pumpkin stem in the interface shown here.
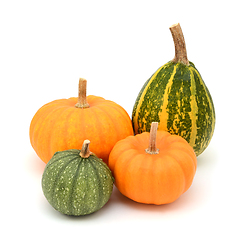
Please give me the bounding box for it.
[169,23,189,66]
[80,140,92,158]
[75,78,90,108]
[146,122,159,155]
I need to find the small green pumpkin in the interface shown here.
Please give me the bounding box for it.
[42,140,114,216]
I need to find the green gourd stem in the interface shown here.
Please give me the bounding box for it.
[146,122,159,154]
[80,140,92,158]
[169,23,189,66]
[75,78,90,108]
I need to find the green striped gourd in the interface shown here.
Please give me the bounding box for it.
[42,140,114,216]
[132,23,215,156]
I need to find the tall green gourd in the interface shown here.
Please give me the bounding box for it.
[42,140,114,216]
[132,23,215,156]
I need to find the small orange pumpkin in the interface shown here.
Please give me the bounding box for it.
[30,78,134,164]
[108,122,197,205]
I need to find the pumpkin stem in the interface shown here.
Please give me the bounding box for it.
[80,140,92,158]
[75,78,90,108]
[146,122,159,155]
[169,23,189,66]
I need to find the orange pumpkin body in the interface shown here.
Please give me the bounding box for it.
[30,95,134,164]
[108,130,197,205]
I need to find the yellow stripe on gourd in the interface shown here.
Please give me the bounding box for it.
[188,68,198,149]
[191,67,215,153]
[158,65,177,131]
[132,64,165,131]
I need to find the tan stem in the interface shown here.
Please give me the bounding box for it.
[146,122,159,154]
[75,78,90,108]
[80,140,92,158]
[169,23,189,65]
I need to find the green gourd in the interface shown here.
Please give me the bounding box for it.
[132,23,215,156]
[42,140,114,216]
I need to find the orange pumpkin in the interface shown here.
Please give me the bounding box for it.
[108,122,197,205]
[29,78,134,164]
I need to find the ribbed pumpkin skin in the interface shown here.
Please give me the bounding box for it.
[30,95,134,164]
[108,131,197,205]
[42,149,114,216]
[132,61,215,156]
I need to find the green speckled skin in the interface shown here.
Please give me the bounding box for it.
[132,61,215,156]
[42,149,114,216]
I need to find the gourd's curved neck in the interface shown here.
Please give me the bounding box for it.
[169,23,189,66]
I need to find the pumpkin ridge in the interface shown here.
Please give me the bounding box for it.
[166,136,197,162]
[95,102,131,126]
[89,158,106,210]
[48,107,76,160]
[68,156,83,215]
[137,155,155,203]
[30,105,68,154]
[165,152,190,194]
[91,105,120,147]
[74,157,92,215]
[122,153,145,199]
[49,156,80,206]
[33,106,71,161]
[30,101,66,135]
[114,148,139,171]
[73,105,90,149]
[64,107,88,149]
[103,105,125,141]
[93,156,112,173]
[162,155,186,203]
[86,95,106,106]
[45,151,79,169]
[87,106,104,157]
[110,148,137,193]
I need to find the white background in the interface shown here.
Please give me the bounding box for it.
[1,0,241,239]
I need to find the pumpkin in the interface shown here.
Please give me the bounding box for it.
[108,122,197,205]
[42,140,114,216]
[29,78,134,164]
[132,23,215,156]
